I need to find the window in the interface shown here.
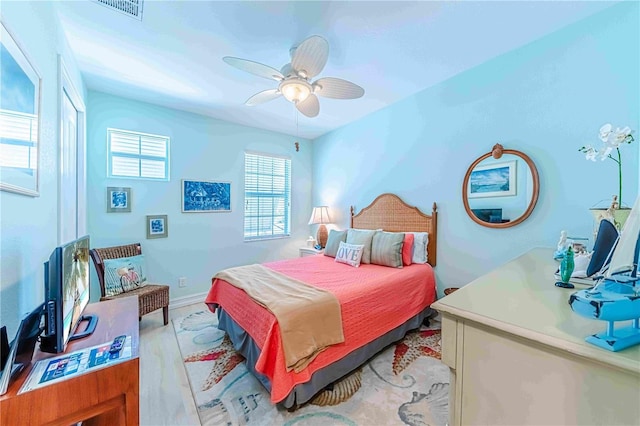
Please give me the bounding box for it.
[107,128,169,180]
[244,152,291,241]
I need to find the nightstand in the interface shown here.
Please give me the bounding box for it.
[299,247,323,257]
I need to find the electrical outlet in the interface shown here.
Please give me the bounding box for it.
[178,277,187,288]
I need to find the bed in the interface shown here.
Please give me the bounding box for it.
[205,193,438,409]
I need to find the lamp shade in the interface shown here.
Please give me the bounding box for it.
[309,206,331,249]
[308,206,331,225]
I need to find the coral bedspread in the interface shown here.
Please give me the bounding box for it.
[205,254,436,403]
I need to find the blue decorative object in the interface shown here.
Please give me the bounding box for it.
[555,245,575,289]
[568,196,640,352]
[182,180,231,213]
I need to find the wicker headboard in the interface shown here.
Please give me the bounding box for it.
[350,193,438,267]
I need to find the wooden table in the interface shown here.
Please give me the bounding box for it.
[0,296,139,425]
[433,248,640,426]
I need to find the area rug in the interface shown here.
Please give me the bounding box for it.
[173,310,449,426]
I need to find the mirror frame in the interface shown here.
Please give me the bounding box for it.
[462,145,540,228]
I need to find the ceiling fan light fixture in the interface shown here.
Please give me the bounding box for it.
[279,79,312,103]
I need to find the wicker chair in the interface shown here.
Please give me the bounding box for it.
[90,243,169,325]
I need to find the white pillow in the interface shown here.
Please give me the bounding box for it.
[410,232,429,264]
[335,241,365,268]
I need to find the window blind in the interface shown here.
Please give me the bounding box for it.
[107,128,169,180]
[0,109,38,170]
[244,152,291,240]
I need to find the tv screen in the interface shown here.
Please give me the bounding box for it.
[472,208,503,223]
[40,235,97,353]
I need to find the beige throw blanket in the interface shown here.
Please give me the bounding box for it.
[214,264,344,372]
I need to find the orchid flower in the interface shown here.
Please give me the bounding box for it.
[579,123,635,207]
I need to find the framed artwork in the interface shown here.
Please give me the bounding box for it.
[182,180,231,213]
[106,187,131,212]
[0,22,42,196]
[146,215,168,239]
[469,160,517,198]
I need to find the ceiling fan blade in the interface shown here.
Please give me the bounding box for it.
[245,89,281,106]
[313,77,365,99]
[291,35,329,79]
[296,94,320,118]
[223,57,284,81]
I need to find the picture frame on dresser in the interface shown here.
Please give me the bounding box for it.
[0,22,42,197]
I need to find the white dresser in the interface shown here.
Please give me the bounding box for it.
[432,248,640,426]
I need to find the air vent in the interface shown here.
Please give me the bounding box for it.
[92,0,144,21]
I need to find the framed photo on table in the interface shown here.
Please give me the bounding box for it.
[0,22,42,197]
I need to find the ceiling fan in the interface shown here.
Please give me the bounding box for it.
[223,35,364,118]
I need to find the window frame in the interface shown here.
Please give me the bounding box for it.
[243,151,292,242]
[107,128,170,181]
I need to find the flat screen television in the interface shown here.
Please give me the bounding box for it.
[472,208,504,224]
[40,235,97,353]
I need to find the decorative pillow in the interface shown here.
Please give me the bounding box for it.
[402,233,415,266]
[371,231,404,268]
[410,232,429,264]
[103,254,147,297]
[324,229,348,258]
[334,241,364,268]
[346,229,377,264]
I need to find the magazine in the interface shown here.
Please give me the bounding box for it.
[18,335,132,394]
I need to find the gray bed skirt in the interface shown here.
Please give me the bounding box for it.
[215,305,435,409]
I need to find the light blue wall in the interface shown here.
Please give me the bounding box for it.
[86,91,313,302]
[312,2,639,296]
[0,1,86,335]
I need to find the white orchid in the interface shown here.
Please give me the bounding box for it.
[581,145,599,161]
[598,123,634,148]
[579,123,635,207]
[599,123,613,142]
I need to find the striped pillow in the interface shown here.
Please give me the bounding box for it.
[410,232,429,264]
[346,229,377,264]
[371,231,404,268]
[324,229,348,258]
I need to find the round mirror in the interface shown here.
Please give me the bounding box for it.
[462,144,539,228]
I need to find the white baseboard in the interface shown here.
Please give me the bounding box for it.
[169,291,208,310]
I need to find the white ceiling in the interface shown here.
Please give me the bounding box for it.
[56,1,616,139]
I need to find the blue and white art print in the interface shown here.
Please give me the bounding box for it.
[146,215,168,239]
[182,180,231,213]
[0,22,41,196]
[469,160,517,198]
[107,187,131,212]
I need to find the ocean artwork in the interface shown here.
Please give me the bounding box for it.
[469,160,516,198]
[182,180,231,212]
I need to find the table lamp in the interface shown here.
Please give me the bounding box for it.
[308,206,331,248]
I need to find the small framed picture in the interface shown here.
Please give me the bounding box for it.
[182,180,231,213]
[146,215,168,239]
[106,187,131,213]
